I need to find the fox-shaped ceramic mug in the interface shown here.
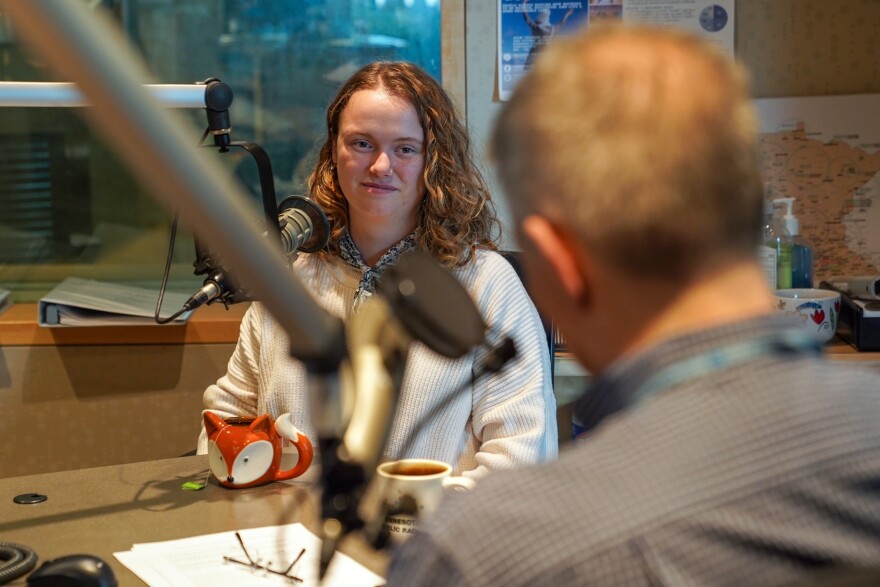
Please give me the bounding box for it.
[204,411,313,489]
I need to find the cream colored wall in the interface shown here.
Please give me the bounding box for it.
[0,344,233,477]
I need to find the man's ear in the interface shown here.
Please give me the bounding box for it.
[520,215,591,308]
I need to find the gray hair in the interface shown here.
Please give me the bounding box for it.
[491,25,763,281]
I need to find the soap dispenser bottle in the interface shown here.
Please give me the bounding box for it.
[774,197,813,288]
[759,194,792,290]
[757,199,779,290]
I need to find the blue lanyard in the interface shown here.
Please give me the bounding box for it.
[633,329,822,405]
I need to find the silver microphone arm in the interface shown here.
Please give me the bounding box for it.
[314,297,411,573]
[0,81,213,108]
[343,298,411,470]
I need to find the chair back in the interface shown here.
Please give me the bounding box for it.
[499,250,556,380]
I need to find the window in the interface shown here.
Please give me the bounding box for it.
[0,0,442,302]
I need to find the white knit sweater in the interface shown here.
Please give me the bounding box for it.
[198,249,557,477]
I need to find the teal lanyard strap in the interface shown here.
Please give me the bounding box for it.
[633,329,821,405]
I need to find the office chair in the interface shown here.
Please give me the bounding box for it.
[498,250,557,381]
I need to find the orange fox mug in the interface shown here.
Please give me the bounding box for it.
[204,412,313,489]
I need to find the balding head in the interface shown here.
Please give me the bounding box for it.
[492,25,763,282]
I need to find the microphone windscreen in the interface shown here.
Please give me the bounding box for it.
[379,249,486,358]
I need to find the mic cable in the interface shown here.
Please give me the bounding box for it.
[154,128,213,325]
[154,211,191,324]
[0,542,38,584]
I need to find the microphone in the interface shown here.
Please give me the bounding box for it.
[276,195,331,257]
[184,195,330,311]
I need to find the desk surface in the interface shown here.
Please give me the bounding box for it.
[0,456,388,585]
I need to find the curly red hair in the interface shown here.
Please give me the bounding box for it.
[307,61,500,268]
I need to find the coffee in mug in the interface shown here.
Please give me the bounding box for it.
[383,461,448,477]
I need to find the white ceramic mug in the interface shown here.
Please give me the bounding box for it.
[376,459,475,544]
[773,288,841,343]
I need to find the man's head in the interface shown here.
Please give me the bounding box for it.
[493,25,762,281]
[491,25,765,368]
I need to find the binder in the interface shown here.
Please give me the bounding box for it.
[0,289,11,315]
[38,277,192,327]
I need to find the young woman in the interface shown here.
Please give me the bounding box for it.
[199,62,556,477]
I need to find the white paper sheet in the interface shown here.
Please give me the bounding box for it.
[114,523,385,587]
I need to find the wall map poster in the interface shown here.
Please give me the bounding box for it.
[756,94,880,282]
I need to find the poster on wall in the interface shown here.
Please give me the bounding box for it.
[623,0,734,55]
[498,1,589,102]
[754,94,880,282]
[498,0,735,101]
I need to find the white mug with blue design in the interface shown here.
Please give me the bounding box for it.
[773,288,841,344]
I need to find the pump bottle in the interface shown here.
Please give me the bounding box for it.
[757,200,778,290]
[759,197,792,290]
[773,197,813,288]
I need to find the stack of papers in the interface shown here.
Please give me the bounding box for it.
[38,277,192,327]
[114,523,385,586]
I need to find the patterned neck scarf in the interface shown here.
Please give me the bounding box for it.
[338,230,417,311]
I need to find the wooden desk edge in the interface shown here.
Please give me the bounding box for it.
[0,302,248,346]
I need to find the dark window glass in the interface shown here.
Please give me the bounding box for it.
[0,0,441,302]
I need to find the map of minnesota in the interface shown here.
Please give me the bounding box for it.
[758,122,880,282]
